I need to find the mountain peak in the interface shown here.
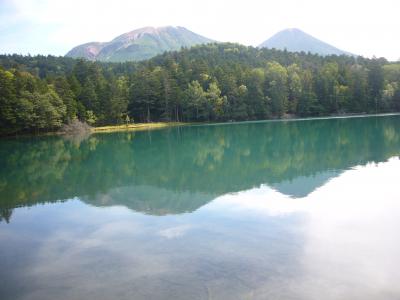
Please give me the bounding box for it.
[259,28,353,56]
[66,26,213,62]
[285,28,303,32]
[111,26,181,42]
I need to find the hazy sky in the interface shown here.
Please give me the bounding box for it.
[0,0,399,60]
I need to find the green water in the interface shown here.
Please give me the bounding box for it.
[1,115,400,299]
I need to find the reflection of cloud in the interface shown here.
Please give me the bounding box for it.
[2,158,400,299]
[206,157,400,217]
[203,185,304,216]
[297,158,400,299]
[21,206,173,299]
[158,224,192,239]
[204,157,400,298]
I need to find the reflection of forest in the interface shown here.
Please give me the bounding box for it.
[1,115,400,221]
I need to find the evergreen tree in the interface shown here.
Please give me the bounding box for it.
[0,68,17,133]
[265,61,288,117]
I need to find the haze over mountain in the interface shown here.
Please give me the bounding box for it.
[259,28,353,56]
[66,26,214,62]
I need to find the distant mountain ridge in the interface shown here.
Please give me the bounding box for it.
[259,28,353,56]
[67,26,354,62]
[66,26,214,62]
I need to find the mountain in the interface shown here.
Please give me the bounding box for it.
[65,26,214,62]
[259,28,353,56]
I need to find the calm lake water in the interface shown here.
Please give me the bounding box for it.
[1,115,400,300]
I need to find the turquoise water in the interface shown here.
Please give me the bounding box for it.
[1,115,400,299]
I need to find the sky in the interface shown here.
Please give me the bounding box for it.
[0,0,399,61]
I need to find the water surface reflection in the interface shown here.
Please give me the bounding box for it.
[0,116,400,299]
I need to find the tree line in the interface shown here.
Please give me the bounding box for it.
[1,43,400,135]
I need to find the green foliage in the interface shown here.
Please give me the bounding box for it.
[207,82,227,120]
[368,59,385,112]
[0,44,399,135]
[287,64,302,113]
[0,68,17,132]
[184,80,207,120]
[0,67,66,134]
[265,61,288,116]
[53,76,77,121]
[85,110,97,125]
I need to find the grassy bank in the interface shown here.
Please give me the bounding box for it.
[92,122,186,133]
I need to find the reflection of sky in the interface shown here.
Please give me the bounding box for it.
[1,158,400,299]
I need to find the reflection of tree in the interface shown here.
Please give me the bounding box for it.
[61,130,92,148]
[0,208,12,223]
[1,116,400,219]
[82,185,214,216]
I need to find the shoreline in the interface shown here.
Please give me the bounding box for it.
[1,113,399,138]
[186,112,400,127]
[92,122,186,133]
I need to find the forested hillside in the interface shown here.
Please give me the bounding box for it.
[1,43,400,135]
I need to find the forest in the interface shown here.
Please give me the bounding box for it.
[1,43,400,135]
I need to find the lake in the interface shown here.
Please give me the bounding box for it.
[1,115,400,300]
